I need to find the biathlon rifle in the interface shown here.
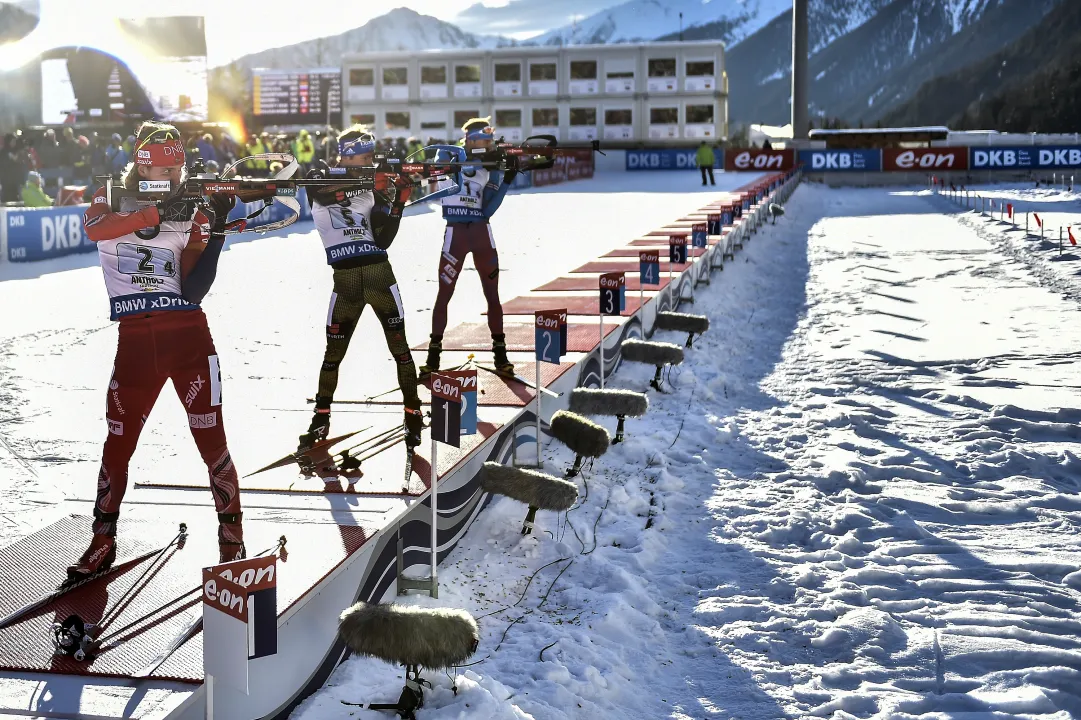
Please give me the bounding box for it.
[100,151,504,234]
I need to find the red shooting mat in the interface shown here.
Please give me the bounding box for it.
[411,321,620,353]
[533,275,673,292]
[571,260,695,274]
[497,294,645,317]
[629,234,727,246]
[602,247,709,259]
[0,514,372,682]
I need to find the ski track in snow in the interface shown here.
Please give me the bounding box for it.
[292,185,1081,719]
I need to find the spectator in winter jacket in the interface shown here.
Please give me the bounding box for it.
[37,129,60,171]
[196,133,219,166]
[293,129,315,173]
[246,134,269,173]
[407,136,423,158]
[696,141,715,186]
[104,134,128,177]
[21,171,53,207]
[1,133,28,204]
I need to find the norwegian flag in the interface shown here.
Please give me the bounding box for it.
[1007,203,1013,219]
[1070,227,1077,246]
[1034,212,1043,228]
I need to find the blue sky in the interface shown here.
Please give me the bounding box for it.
[2,0,626,66]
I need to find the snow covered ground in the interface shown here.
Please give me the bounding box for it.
[293,183,1081,719]
[0,170,751,549]
[942,183,1081,299]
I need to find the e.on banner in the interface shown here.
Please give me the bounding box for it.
[724,149,795,172]
[882,148,968,171]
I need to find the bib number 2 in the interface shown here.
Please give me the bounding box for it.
[117,243,176,277]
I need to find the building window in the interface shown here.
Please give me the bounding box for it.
[382,67,407,85]
[647,59,676,78]
[686,61,714,77]
[421,66,446,84]
[495,63,521,82]
[686,104,714,124]
[570,108,596,126]
[570,60,597,80]
[349,68,374,86]
[495,109,522,127]
[350,113,375,126]
[650,107,678,124]
[607,70,633,80]
[454,110,480,129]
[533,107,559,126]
[420,120,447,130]
[530,63,557,81]
[605,109,632,125]
[455,64,481,83]
[385,111,411,130]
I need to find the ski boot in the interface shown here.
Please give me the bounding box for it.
[218,512,246,563]
[492,334,514,376]
[66,532,116,581]
[404,405,424,448]
[297,397,332,473]
[418,335,442,380]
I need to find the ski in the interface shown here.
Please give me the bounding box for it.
[131,537,287,679]
[0,530,188,632]
[475,364,562,398]
[245,429,367,478]
[51,525,190,661]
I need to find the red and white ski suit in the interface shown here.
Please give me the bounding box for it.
[82,189,242,541]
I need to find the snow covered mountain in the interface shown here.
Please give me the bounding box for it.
[533,0,793,47]
[726,0,1062,125]
[219,7,511,72]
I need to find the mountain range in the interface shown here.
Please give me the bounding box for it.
[217,0,1066,131]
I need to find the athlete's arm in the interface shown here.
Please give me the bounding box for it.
[181,207,228,303]
[482,169,512,218]
[371,189,408,250]
[83,187,160,242]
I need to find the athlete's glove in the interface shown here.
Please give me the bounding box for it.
[157,194,201,224]
[206,193,236,234]
[404,407,424,449]
[306,160,330,180]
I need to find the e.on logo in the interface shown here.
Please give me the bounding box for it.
[735,152,782,169]
[884,148,967,171]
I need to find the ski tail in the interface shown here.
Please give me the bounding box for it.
[0,533,187,632]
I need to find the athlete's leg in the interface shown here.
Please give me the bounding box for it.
[430,225,468,338]
[318,267,367,402]
[94,321,168,536]
[168,316,244,558]
[364,263,420,407]
[471,223,504,336]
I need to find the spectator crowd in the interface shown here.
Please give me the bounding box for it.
[0,125,437,208]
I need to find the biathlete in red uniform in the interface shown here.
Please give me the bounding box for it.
[70,121,245,578]
[419,117,517,377]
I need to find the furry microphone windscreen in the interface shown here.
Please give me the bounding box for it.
[549,410,611,458]
[481,462,578,510]
[654,311,710,335]
[338,602,479,669]
[620,338,685,367]
[568,388,649,418]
